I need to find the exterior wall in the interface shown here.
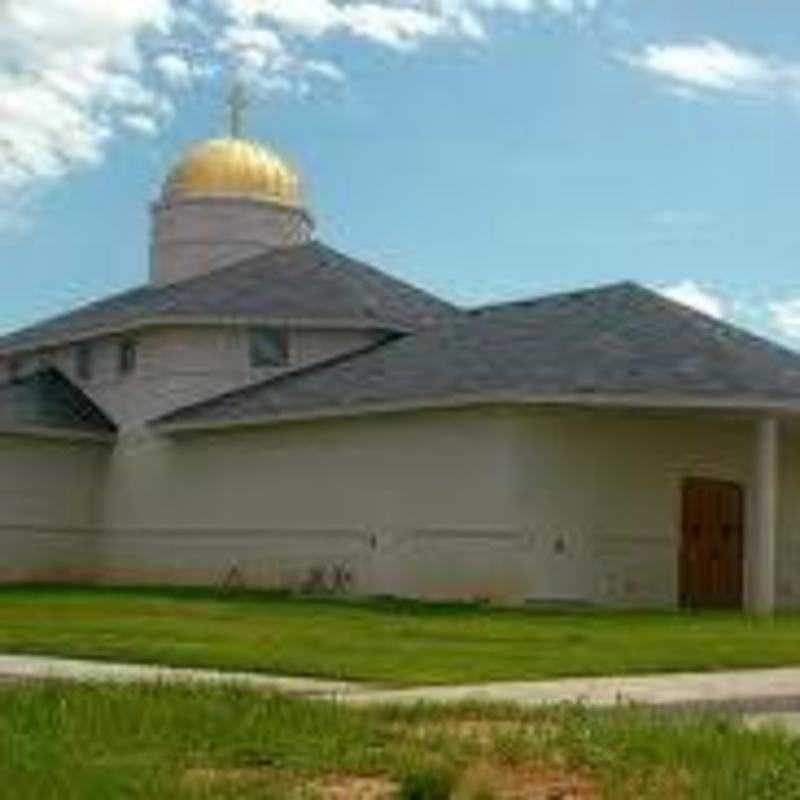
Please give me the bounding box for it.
[1,403,800,609]
[0,326,379,430]
[511,408,800,609]
[98,408,524,600]
[74,326,377,430]
[98,406,800,608]
[0,434,108,582]
[150,196,313,286]
[290,328,377,365]
[511,409,756,607]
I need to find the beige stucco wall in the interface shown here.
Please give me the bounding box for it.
[150,196,313,285]
[2,403,800,609]
[96,405,800,608]
[0,434,108,583]
[511,409,753,607]
[75,325,377,429]
[513,408,800,609]
[98,407,523,599]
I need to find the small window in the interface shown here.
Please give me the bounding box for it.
[249,327,288,368]
[118,338,137,375]
[74,342,93,382]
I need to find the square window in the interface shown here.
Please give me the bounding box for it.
[119,338,137,375]
[74,342,93,382]
[249,328,287,368]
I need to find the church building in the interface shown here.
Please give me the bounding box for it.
[1,113,798,614]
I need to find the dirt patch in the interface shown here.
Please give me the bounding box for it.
[308,775,398,799]
[457,761,598,800]
[182,766,290,793]
[299,766,594,800]
[183,768,396,799]
[183,763,595,799]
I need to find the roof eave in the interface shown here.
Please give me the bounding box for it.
[0,424,116,443]
[155,390,800,436]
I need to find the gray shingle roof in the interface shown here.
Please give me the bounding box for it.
[0,242,457,353]
[0,369,117,436]
[158,282,800,429]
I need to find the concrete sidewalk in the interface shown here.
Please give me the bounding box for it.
[3,653,800,710]
[0,654,354,697]
[348,667,800,708]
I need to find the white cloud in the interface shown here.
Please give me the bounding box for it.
[0,0,601,220]
[122,114,160,137]
[208,0,601,71]
[217,24,290,73]
[658,281,726,320]
[304,60,346,83]
[769,298,800,340]
[217,0,340,37]
[339,6,449,51]
[0,0,173,196]
[211,0,450,55]
[154,53,193,86]
[624,39,800,100]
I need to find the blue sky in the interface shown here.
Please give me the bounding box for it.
[2,1,800,341]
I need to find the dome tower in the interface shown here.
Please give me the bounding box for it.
[150,86,314,286]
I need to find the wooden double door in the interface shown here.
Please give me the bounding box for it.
[680,479,744,609]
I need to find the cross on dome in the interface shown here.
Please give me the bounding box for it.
[159,80,308,212]
[227,80,249,139]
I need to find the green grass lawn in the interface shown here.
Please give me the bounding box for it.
[3,682,800,799]
[2,586,800,686]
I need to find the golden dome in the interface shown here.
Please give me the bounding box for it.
[163,138,302,207]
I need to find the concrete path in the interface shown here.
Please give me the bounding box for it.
[347,667,800,709]
[3,654,800,712]
[0,654,354,697]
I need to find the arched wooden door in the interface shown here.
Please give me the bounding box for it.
[680,479,744,609]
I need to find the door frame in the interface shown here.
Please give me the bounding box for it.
[679,477,745,610]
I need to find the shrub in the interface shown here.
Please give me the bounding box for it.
[397,764,457,800]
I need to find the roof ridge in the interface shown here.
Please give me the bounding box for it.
[0,243,319,351]
[298,243,381,317]
[634,284,800,363]
[0,240,454,354]
[472,281,642,315]
[0,283,155,347]
[309,242,460,320]
[475,281,800,363]
[306,244,412,321]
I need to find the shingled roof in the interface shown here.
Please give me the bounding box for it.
[0,369,117,437]
[0,242,457,354]
[157,282,800,430]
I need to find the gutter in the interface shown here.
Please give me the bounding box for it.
[0,425,117,444]
[154,390,800,437]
